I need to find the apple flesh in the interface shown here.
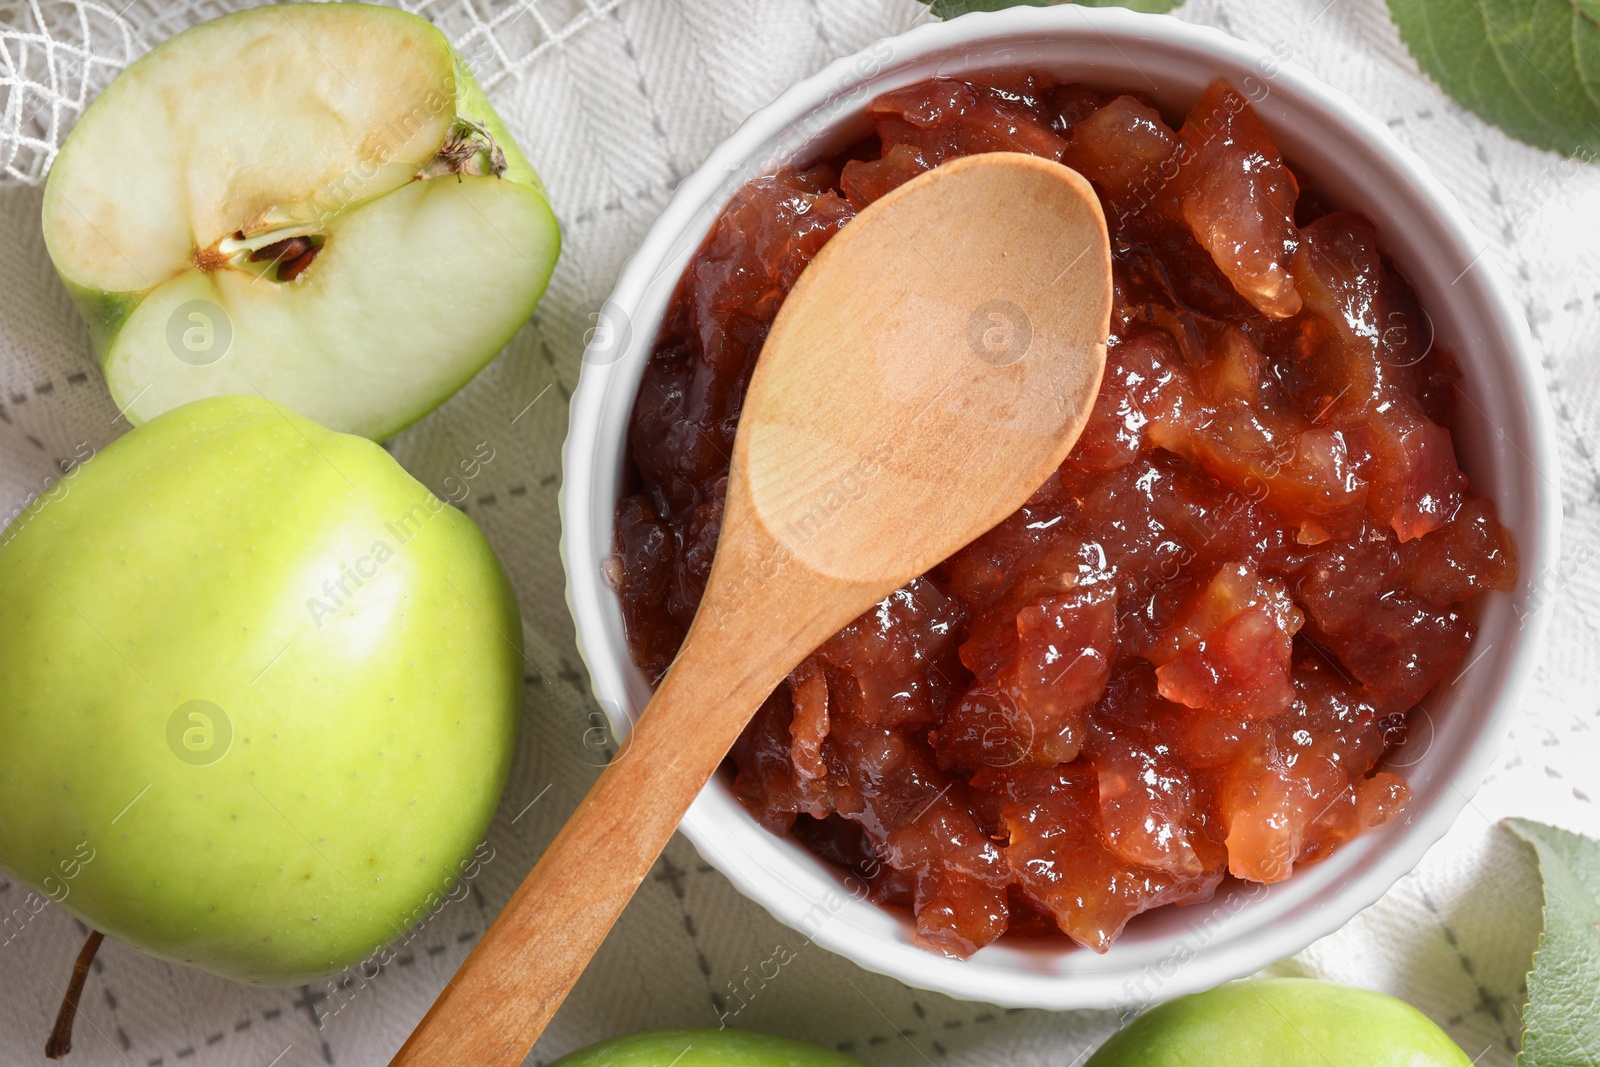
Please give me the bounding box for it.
[549,1029,867,1067]
[0,396,522,984]
[1087,978,1472,1066]
[42,3,560,440]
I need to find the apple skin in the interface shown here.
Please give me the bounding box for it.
[0,396,522,985]
[1087,978,1472,1066]
[548,1029,867,1067]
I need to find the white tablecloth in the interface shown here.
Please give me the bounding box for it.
[0,0,1596,1064]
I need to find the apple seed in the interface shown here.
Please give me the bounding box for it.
[248,235,313,265]
[278,246,320,282]
[248,236,322,281]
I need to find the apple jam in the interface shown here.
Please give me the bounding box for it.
[612,75,1516,957]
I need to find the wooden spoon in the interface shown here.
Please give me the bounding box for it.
[392,151,1111,1065]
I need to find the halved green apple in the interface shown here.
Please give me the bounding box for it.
[42,3,559,440]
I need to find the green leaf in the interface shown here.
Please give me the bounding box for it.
[1386,0,1600,157]
[921,0,1182,19]
[1503,819,1600,1066]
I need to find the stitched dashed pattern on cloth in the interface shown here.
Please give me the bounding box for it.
[0,1,1597,1064]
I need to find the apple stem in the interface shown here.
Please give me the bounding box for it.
[45,929,104,1060]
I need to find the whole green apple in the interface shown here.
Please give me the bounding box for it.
[42,3,560,441]
[0,396,521,985]
[549,1029,867,1067]
[1088,978,1472,1066]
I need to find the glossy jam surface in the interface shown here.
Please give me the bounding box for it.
[614,75,1517,957]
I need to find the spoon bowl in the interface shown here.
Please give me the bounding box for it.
[740,152,1110,588]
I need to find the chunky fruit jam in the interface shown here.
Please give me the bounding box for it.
[613,74,1516,957]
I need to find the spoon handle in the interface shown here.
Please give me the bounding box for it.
[390,514,838,1065]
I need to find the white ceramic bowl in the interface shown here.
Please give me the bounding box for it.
[561,6,1560,1010]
